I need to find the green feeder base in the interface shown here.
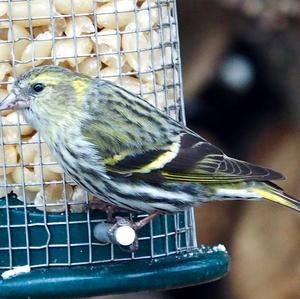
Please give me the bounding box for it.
[0,194,230,298]
[0,247,230,299]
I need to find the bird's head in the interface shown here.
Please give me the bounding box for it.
[0,65,91,129]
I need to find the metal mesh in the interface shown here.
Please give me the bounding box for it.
[0,0,196,271]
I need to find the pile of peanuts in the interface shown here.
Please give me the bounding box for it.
[0,0,179,212]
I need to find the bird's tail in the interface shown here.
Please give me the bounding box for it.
[249,183,300,212]
[212,182,300,212]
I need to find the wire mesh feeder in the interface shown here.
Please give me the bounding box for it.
[0,0,229,297]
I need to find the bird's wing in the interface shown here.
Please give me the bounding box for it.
[100,129,284,183]
[160,131,284,182]
[83,79,284,183]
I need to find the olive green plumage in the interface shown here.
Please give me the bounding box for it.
[1,65,299,213]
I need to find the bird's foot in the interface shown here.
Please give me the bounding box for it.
[111,211,162,251]
[103,204,120,223]
[131,211,162,230]
[93,212,162,251]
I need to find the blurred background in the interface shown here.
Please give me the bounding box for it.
[176,1,300,298]
[102,1,300,298]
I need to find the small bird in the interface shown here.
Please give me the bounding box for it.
[1,65,299,227]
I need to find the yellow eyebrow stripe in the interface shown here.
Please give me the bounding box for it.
[30,73,90,101]
[30,73,60,85]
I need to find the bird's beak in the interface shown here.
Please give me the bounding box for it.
[0,93,28,111]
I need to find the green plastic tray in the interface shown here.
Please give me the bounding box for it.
[0,248,229,299]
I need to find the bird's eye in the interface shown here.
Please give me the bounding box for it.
[32,83,45,92]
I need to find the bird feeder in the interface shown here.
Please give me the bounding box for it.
[0,0,230,297]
